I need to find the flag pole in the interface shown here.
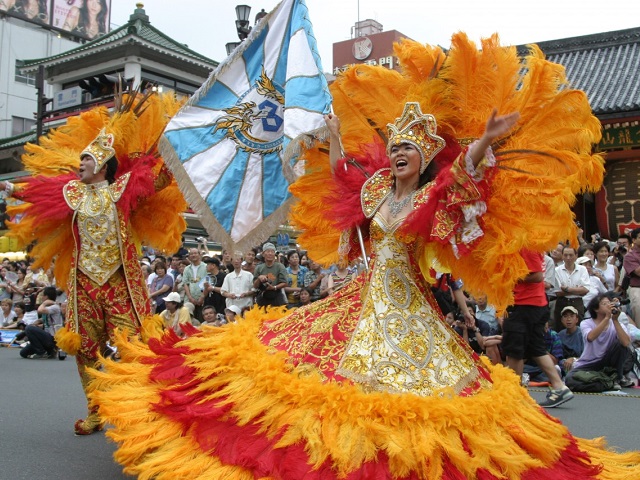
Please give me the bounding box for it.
[339,139,369,273]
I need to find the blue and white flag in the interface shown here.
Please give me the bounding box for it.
[161,0,331,251]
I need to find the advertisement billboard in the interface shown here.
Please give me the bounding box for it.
[52,0,111,39]
[0,0,52,25]
[0,0,112,40]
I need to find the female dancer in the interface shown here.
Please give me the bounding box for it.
[91,34,639,479]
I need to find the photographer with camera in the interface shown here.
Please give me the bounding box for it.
[253,243,287,308]
[452,308,489,355]
[565,293,634,391]
[612,233,631,270]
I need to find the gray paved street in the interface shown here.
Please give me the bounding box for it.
[1,345,639,479]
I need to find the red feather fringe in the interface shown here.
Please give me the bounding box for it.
[326,140,389,232]
[143,330,604,480]
[17,174,77,221]
[114,153,157,222]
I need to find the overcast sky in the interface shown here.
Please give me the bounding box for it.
[110,0,639,72]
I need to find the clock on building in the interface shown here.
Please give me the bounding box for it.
[352,37,373,60]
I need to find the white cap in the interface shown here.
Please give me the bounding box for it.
[225,305,242,315]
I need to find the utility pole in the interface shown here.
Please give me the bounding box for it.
[35,65,52,144]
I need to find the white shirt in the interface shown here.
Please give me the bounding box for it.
[583,276,608,312]
[220,269,254,310]
[543,254,556,294]
[554,263,590,298]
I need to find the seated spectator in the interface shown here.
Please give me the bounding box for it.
[523,321,563,384]
[184,302,200,326]
[201,305,218,326]
[16,323,57,359]
[472,295,503,365]
[0,298,16,327]
[565,293,634,391]
[557,306,585,375]
[224,305,242,323]
[3,302,25,329]
[161,292,192,337]
[431,273,464,320]
[474,294,499,335]
[452,310,490,355]
[292,288,313,309]
[149,261,174,314]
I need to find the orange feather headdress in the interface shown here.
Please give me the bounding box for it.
[289,33,604,311]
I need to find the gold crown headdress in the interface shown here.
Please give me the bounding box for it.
[386,102,446,174]
[81,128,116,174]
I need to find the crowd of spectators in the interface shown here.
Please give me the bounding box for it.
[439,228,640,393]
[0,258,66,359]
[1,236,362,358]
[5,226,640,391]
[138,239,362,335]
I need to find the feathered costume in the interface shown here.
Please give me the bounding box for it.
[90,34,640,478]
[6,91,188,433]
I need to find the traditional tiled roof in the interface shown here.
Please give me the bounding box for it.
[20,5,217,71]
[529,27,640,117]
[0,130,36,149]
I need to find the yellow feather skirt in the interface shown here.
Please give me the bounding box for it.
[91,299,640,480]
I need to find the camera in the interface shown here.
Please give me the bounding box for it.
[196,236,206,243]
[612,307,620,315]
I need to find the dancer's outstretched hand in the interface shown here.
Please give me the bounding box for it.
[484,109,520,142]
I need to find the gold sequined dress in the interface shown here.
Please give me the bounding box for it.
[259,171,490,397]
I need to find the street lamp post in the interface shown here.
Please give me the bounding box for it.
[235,5,252,40]
[225,5,268,56]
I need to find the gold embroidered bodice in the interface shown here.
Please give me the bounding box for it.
[63,175,129,286]
[336,213,480,396]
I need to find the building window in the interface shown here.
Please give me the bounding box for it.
[141,69,199,95]
[15,63,36,86]
[12,116,36,136]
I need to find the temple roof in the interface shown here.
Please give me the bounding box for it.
[528,27,640,118]
[20,4,217,73]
